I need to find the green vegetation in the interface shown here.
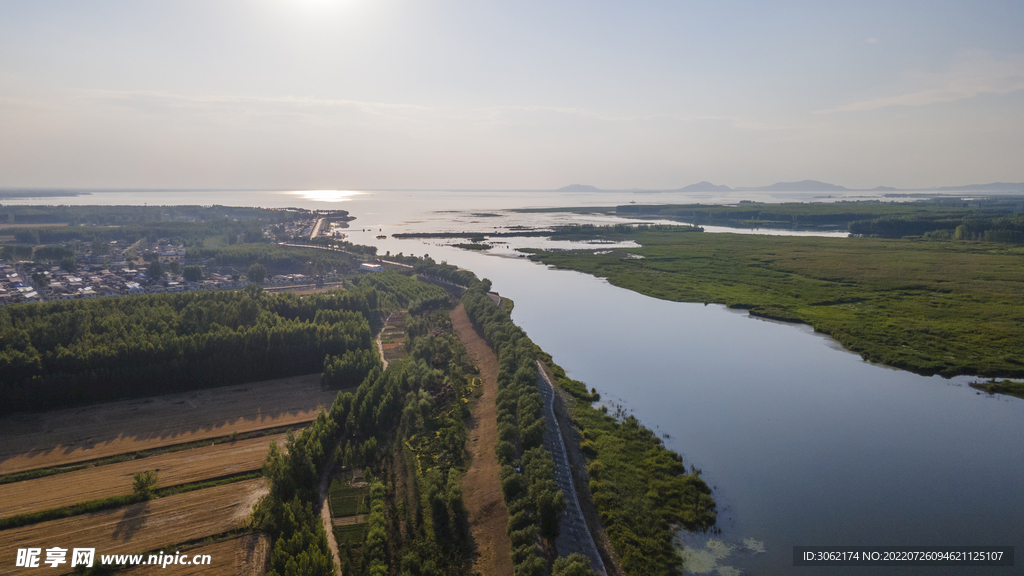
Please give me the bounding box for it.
[466,284,714,576]
[0,288,376,413]
[328,479,370,516]
[132,470,159,499]
[531,229,1024,378]
[463,288,568,575]
[186,243,364,274]
[971,380,1024,400]
[0,205,299,227]
[253,273,482,576]
[333,522,369,545]
[452,242,491,250]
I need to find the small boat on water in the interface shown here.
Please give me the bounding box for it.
[376,235,387,239]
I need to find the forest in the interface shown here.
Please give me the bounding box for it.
[0,287,377,413]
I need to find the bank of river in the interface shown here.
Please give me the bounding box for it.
[13,189,1024,575]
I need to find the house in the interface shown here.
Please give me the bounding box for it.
[360,263,383,272]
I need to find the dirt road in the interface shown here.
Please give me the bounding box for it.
[450,304,512,576]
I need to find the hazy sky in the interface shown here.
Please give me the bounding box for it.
[2,1,1022,190]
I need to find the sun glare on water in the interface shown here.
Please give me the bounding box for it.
[288,190,365,202]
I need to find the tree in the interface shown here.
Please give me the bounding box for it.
[247,263,266,284]
[148,260,164,278]
[31,272,49,287]
[132,470,159,500]
[60,256,77,272]
[183,265,202,282]
[168,260,180,275]
[553,554,596,576]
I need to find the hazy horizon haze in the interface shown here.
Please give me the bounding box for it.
[2,1,1022,190]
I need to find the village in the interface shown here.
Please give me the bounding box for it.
[0,213,360,305]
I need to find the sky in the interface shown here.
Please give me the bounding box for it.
[1,0,1023,190]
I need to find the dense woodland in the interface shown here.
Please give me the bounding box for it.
[0,287,377,413]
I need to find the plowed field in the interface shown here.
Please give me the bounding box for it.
[121,533,270,576]
[1,434,287,519]
[0,479,267,576]
[0,374,335,475]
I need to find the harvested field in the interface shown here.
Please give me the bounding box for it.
[0,374,337,475]
[0,479,267,576]
[450,304,512,576]
[1,434,287,519]
[121,533,270,576]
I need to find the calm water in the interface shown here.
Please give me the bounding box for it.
[8,189,1022,575]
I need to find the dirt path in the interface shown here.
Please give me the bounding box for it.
[450,304,513,576]
[318,443,344,576]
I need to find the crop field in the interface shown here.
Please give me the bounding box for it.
[0,478,267,576]
[327,480,369,517]
[1,433,288,519]
[122,534,270,576]
[332,523,368,546]
[0,374,336,475]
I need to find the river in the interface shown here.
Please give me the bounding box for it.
[6,188,1022,575]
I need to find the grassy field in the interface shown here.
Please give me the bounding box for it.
[121,533,270,576]
[532,231,1024,378]
[328,479,369,517]
[0,373,335,475]
[0,479,267,576]
[1,433,286,519]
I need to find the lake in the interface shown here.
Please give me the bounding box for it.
[7,188,1022,575]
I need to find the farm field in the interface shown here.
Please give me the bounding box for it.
[1,433,288,519]
[121,533,270,576]
[327,479,369,517]
[0,478,267,576]
[0,374,336,475]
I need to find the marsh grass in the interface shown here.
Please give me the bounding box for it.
[534,232,1024,377]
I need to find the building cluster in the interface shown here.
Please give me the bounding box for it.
[0,262,40,305]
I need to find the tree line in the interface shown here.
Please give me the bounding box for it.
[463,288,581,576]
[0,288,378,413]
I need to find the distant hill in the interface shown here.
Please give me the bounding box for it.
[557,184,602,192]
[734,180,849,192]
[678,181,732,192]
[871,186,899,191]
[932,182,1024,192]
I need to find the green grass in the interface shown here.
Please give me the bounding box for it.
[971,380,1024,400]
[531,231,1024,378]
[328,479,369,517]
